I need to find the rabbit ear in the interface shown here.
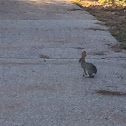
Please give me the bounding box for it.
[82,51,86,58]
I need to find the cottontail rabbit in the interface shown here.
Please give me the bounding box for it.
[79,51,97,78]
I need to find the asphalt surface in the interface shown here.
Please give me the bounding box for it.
[0,0,126,126]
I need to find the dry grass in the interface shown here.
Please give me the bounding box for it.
[73,0,126,49]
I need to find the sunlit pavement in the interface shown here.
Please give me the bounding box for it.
[0,0,126,126]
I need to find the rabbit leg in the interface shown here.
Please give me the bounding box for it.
[89,75,94,78]
[83,69,86,77]
[85,70,91,78]
[89,73,96,78]
[83,69,89,77]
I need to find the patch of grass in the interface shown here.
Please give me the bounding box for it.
[73,0,126,49]
[99,0,126,7]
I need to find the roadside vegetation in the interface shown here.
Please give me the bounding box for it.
[73,0,126,49]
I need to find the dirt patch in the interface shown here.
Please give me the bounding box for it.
[110,44,122,52]
[89,51,106,55]
[85,27,107,31]
[95,90,126,96]
[39,54,49,59]
[24,84,65,92]
[112,113,126,124]
[73,0,126,49]
[0,62,42,66]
